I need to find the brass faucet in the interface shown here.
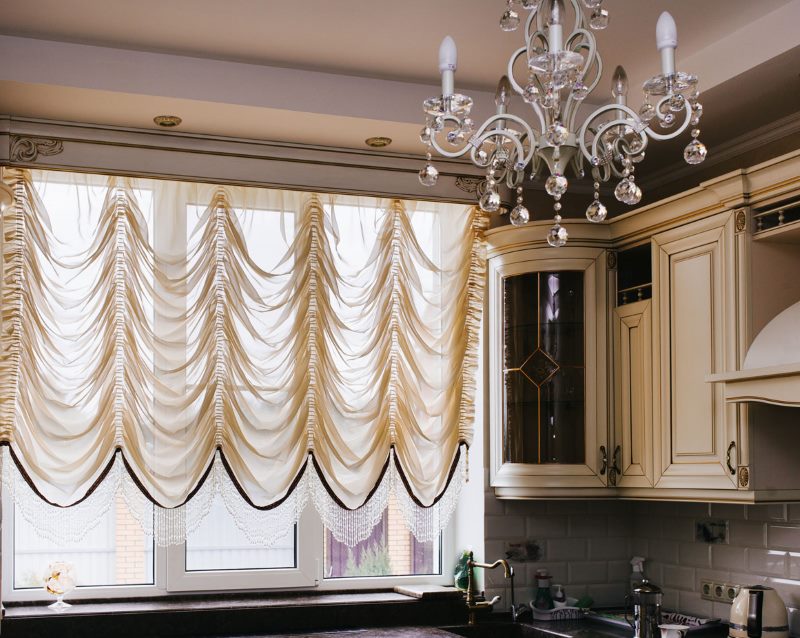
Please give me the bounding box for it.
[464,551,513,625]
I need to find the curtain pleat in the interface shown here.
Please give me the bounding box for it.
[0,168,486,543]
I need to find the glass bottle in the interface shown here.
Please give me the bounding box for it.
[534,568,555,610]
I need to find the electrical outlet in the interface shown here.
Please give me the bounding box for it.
[701,578,741,603]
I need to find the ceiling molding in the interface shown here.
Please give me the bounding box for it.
[639,111,800,193]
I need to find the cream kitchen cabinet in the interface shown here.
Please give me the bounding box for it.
[612,299,654,489]
[649,211,741,492]
[487,240,612,498]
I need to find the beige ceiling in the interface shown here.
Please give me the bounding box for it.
[1,0,799,175]
[1,0,794,89]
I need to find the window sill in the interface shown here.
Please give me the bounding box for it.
[3,588,466,638]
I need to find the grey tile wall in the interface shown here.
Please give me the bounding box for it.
[482,490,800,624]
[630,502,800,620]
[482,487,633,609]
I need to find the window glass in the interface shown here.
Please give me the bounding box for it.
[185,498,295,572]
[14,497,154,589]
[324,495,440,579]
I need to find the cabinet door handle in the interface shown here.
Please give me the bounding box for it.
[600,446,607,475]
[726,441,737,475]
[612,445,621,475]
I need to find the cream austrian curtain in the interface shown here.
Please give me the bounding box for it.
[0,168,486,546]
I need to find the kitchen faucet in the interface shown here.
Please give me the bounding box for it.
[465,551,528,625]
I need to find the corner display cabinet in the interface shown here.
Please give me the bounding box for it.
[487,224,612,498]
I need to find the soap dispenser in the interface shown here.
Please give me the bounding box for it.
[629,556,646,595]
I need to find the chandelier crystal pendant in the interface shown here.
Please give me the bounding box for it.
[418,0,707,246]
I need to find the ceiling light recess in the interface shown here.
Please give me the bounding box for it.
[418,0,707,245]
[154,115,182,128]
[365,136,393,148]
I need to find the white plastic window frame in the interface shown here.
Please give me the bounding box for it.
[1,485,454,600]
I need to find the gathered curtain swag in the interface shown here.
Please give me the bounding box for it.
[0,168,486,546]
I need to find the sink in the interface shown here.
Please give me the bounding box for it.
[442,622,540,638]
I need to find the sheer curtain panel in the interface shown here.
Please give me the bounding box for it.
[0,168,486,546]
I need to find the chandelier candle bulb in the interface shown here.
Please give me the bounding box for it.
[439,36,458,96]
[547,0,566,52]
[656,12,678,76]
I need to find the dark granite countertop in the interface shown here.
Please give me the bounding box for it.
[225,629,456,638]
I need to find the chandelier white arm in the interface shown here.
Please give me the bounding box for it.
[418,0,707,246]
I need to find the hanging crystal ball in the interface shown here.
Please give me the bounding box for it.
[500,9,520,31]
[546,122,569,146]
[547,224,569,247]
[510,204,530,227]
[545,173,569,197]
[683,139,707,165]
[625,184,643,205]
[585,199,608,223]
[479,189,502,213]
[669,93,686,112]
[614,177,636,203]
[522,83,540,104]
[418,163,439,187]
[639,103,656,122]
[589,9,609,29]
[572,81,589,101]
[419,126,432,144]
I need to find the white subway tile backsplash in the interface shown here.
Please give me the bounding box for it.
[730,520,767,548]
[663,565,696,591]
[588,536,629,560]
[650,539,680,565]
[546,501,589,515]
[662,517,696,542]
[483,490,800,616]
[748,549,788,576]
[526,515,568,538]
[748,504,788,522]
[678,542,711,568]
[568,515,607,537]
[770,525,800,549]
[608,560,631,582]
[486,514,525,540]
[788,504,800,522]
[677,590,713,617]
[711,544,747,571]
[569,561,608,584]
[710,503,745,519]
[547,537,587,561]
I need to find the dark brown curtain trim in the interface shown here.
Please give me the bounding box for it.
[1,441,466,513]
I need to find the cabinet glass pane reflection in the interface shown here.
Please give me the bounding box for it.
[503,271,584,464]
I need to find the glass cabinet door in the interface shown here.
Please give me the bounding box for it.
[503,271,585,465]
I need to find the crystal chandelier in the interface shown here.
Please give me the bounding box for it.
[418,0,707,246]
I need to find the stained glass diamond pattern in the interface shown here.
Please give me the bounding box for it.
[520,347,560,387]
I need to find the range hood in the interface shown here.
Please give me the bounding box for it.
[708,299,800,406]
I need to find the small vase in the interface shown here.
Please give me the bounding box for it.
[49,594,71,611]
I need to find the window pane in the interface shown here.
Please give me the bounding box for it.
[324,495,440,578]
[14,495,154,589]
[185,498,296,571]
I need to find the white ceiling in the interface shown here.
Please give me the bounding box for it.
[1,0,799,162]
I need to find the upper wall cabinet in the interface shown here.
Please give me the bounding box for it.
[487,242,611,498]
[650,212,740,491]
